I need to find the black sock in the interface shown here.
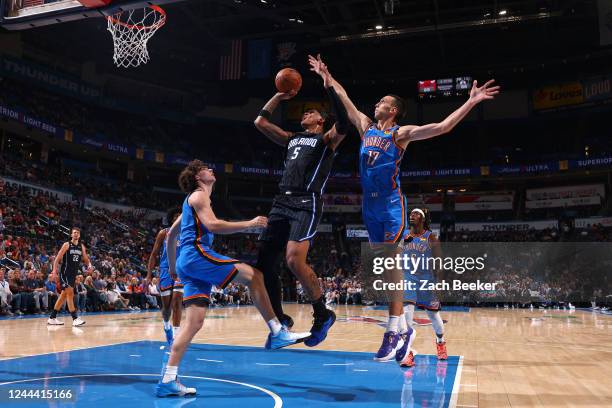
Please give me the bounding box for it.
[50,309,58,319]
[71,311,78,320]
[312,296,327,317]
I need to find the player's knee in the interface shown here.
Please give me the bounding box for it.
[285,252,305,272]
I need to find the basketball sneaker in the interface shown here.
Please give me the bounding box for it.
[400,350,415,368]
[265,327,310,350]
[156,378,196,397]
[374,331,402,361]
[72,317,85,327]
[436,341,448,360]
[304,309,336,347]
[47,318,64,325]
[396,328,416,366]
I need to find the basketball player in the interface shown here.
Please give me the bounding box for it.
[156,160,310,397]
[47,227,91,326]
[253,70,349,346]
[401,208,447,367]
[308,54,498,361]
[147,207,184,345]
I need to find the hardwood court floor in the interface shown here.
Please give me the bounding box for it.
[1,304,611,407]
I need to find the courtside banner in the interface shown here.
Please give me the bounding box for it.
[574,217,612,228]
[455,220,557,231]
[358,242,611,304]
[526,184,604,209]
[455,193,514,211]
[3,177,73,202]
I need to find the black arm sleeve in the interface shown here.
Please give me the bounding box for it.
[326,86,349,134]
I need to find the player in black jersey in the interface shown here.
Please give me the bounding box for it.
[254,64,349,347]
[48,227,92,326]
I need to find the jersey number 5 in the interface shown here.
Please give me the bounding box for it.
[291,147,301,160]
[367,150,380,166]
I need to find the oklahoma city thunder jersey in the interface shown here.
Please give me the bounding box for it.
[404,230,433,277]
[359,124,404,196]
[180,194,214,250]
[159,229,181,270]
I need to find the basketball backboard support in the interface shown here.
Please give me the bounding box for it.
[0,0,186,30]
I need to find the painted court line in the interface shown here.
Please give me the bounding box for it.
[449,355,464,408]
[197,358,223,363]
[129,355,141,357]
[0,373,283,408]
[256,363,290,366]
[323,363,354,366]
[353,369,368,372]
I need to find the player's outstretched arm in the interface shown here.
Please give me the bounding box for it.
[190,191,268,235]
[52,242,69,276]
[309,55,349,150]
[146,229,166,281]
[396,79,500,147]
[254,92,296,146]
[166,215,182,280]
[308,54,371,137]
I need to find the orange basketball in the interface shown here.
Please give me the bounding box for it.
[275,68,302,93]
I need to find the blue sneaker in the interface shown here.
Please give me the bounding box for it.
[395,328,416,365]
[265,327,310,350]
[374,331,401,361]
[164,327,174,346]
[304,310,336,347]
[155,378,196,397]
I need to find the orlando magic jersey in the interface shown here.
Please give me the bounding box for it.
[359,124,404,196]
[180,194,214,249]
[61,242,82,278]
[279,131,335,196]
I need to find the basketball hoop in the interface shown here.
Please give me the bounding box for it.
[106,5,166,68]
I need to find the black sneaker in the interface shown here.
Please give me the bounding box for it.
[305,309,336,347]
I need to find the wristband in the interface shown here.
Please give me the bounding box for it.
[258,109,272,119]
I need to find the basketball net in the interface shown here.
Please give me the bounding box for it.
[106,5,166,68]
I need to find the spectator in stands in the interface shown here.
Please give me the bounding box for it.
[23,269,44,313]
[44,272,58,311]
[106,282,130,310]
[141,279,158,309]
[8,269,28,314]
[0,267,13,316]
[75,275,87,313]
[84,275,101,312]
[149,278,161,309]
[127,277,144,310]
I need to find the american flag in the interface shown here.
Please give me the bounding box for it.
[219,40,243,80]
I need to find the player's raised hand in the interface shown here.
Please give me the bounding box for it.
[469,79,500,103]
[308,54,332,87]
[250,216,268,228]
[276,90,298,100]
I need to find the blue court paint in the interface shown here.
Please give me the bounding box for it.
[0,341,460,407]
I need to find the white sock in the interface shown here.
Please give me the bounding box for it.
[398,314,408,334]
[426,310,445,342]
[163,320,171,331]
[386,315,400,333]
[162,365,178,383]
[173,326,180,337]
[267,318,282,335]
[403,303,415,329]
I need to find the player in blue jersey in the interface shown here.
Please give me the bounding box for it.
[308,54,498,361]
[400,208,447,367]
[156,160,310,398]
[147,207,184,346]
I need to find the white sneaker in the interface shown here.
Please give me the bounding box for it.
[47,318,64,325]
[72,317,86,326]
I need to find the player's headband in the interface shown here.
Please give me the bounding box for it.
[411,208,425,218]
